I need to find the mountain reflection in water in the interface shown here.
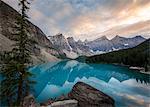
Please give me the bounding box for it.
[29,60,150,107]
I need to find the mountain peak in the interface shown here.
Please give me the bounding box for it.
[67,37,74,40]
[101,36,107,39]
[54,33,63,37]
[77,40,82,43]
[84,39,88,43]
[114,35,122,38]
[96,36,108,41]
[111,35,126,41]
[134,35,145,39]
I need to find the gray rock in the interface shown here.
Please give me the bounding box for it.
[68,82,115,107]
[50,100,78,107]
[23,94,40,107]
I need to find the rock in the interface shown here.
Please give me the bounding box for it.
[50,100,78,107]
[129,66,145,71]
[68,82,115,107]
[23,94,40,107]
[57,94,69,101]
[40,98,55,106]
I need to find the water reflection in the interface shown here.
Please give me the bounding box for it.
[29,60,150,107]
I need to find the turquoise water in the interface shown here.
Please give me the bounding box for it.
[29,60,150,107]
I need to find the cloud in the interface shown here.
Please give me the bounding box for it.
[96,20,150,39]
[29,8,60,36]
[2,0,150,40]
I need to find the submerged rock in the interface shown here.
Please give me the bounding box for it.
[68,82,115,107]
[50,100,78,107]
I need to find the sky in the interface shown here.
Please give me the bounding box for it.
[2,0,150,41]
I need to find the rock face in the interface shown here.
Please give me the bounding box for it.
[0,0,53,48]
[111,35,146,49]
[69,82,115,107]
[50,100,78,107]
[49,34,92,59]
[86,36,114,52]
[49,34,72,51]
[0,1,64,64]
[67,37,91,56]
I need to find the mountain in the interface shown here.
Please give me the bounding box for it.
[0,0,147,62]
[49,34,92,59]
[86,36,114,52]
[49,34,72,51]
[111,35,146,49]
[49,34,78,59]
[75,39,91,55]
[49,33,146,58]
[85,39,150,71]
[0,0,65,64]
[85,35,146,53]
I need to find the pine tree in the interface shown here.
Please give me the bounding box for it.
[14,0,35,105]
[0,0,35,106]
[0,52,19,106]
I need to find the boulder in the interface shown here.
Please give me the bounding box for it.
[50,100,78,107]
[68,82,115,107]
[23,94,40,107]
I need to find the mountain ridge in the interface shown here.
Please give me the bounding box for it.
[85,39,150,71]
[0,0,66,64]
[48,33,146,57]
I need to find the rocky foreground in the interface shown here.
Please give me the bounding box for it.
[68,82,115,107]
[23,82,115,107]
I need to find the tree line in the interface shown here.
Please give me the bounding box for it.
[86,39,150,72]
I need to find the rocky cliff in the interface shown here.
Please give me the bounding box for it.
[49,34,92,59]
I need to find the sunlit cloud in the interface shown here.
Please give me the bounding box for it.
[2,0,150,40]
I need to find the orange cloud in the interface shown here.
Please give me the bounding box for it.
[67,0,150,40]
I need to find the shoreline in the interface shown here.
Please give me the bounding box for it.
[94,62,150,75]
[129,66,150,75]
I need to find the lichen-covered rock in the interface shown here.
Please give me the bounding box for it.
[68,82,115,107]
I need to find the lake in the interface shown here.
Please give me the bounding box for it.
[29,60,150,107]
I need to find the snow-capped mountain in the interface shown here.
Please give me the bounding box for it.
[48,34,146,58]
[111,35,146,49]
[85,35,146,53]
[86,36,114,52]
